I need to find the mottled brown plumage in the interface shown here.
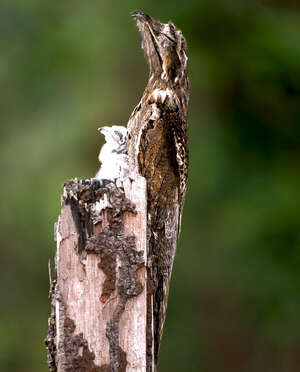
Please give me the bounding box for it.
[127,11,189,371]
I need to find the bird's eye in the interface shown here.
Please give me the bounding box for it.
[114,131,123,139]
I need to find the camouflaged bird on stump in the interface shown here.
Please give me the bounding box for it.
[128,10,189,369]
[46,11,189,372]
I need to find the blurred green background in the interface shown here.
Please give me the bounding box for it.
[1,0,300,371]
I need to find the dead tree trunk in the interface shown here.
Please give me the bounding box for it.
[45,177,148,372]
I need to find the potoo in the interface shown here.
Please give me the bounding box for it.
[127,11,189,369]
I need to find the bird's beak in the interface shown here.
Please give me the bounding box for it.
[130,10,146,20]
[98,127,107,134]
[130,10,160,47]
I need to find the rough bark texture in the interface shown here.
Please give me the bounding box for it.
[46,177,147,372]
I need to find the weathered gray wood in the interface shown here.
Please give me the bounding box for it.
[46,177,147,372]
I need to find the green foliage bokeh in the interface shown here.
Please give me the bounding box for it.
[1,0,300,371]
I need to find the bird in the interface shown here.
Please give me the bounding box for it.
[95,125,129,180]
[127,10,189,369]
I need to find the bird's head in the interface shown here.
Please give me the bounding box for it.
[98,126,127,151]
[131,10,188,84]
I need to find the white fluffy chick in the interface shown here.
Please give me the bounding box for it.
[95,125,129,180]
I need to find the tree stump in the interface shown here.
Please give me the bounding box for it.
[45,177,148,372]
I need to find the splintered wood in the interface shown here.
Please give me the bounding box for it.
[47,177,147,372]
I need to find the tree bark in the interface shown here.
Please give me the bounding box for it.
[45,177,148,372]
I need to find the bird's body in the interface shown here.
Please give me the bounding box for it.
[127,11,189,369]
[95,125,129,180]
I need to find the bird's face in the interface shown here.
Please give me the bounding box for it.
[131,10,188,82]
[98,126,127,150]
